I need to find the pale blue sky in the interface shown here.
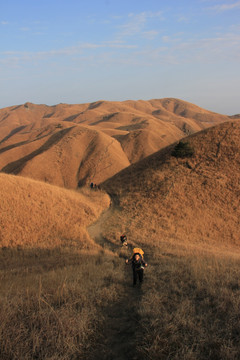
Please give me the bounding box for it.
[0,0,240,114]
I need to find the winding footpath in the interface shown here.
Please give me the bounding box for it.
[87,199,143,360]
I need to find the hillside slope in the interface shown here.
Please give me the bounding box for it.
[101,120,240,249]
[1,121,240,360]
[86,119,240,359]
[0,125,130,188]
[0,173,110,248]
[0,98,232,188]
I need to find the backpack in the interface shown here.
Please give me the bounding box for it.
[120,235,128,247]
[120,235,127,242]
[132,247,144,259]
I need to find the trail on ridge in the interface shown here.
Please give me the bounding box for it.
[87,197,143,360]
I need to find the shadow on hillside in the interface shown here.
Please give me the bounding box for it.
[1,243,146,359]
[88,267,144,360]
[108,192,121,208]
[0,247,87,273]
[1,126,74,174]
[86,193,145,359]
[161,252,178,258]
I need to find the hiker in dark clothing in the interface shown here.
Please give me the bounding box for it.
[126,253,147,286]
[120,234,127,246]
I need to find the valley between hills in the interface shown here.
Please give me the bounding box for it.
[0,98,240,359]
[0,97,236,188]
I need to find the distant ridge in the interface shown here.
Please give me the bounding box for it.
[229,114,240,119]
[0,98,235,188]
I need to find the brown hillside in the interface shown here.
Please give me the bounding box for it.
[229,114,240,120]
[0,98,232,188]
[101,120,240,249]
[1,126,130,188]
[1,120,240,360]
[0,173,110,249]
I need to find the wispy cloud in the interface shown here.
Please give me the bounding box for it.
[20,27,31,32]
[117,11,163,38]
[165,32,240,63]
[208,1,240,11]
[122,30,240,66]
[102,40,137,49]
[1,14,239,71]
[0,41,138,67]
[1,21,9,25]
[142,30,159,40]
[177,15,189,23]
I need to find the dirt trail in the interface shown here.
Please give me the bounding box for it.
[87,200,143,360]
[88,205,118,252]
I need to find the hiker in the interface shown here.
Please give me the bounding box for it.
[90,182,94,189]
[120,234,127,246]
[126,251,147,286]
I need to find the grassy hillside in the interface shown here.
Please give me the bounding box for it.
[0,174,125,359]
[102,120,240,249]
[93,120,240,359]
[0,98,231,189]
[1,120,240,359]
[0,173,110,249]
[0,125,130,188]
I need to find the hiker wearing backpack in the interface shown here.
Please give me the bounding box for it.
[126,249,147,287]
[120,234,127,247]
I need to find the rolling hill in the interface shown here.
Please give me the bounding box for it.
[101,120,240,249]
[0,98,233,188]
[0,172,110,249]
[1,115,240,359]
[95,119,240,359]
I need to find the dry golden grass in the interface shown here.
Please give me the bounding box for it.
[0,248,125,360]
[0,173,110,249]
[0,98,231,189]
[0,173,122,359]
[0,125,130,188]
[1,119,240,359]
[93,120,240,359]
[102,121,240,249]
[138,251,240,359]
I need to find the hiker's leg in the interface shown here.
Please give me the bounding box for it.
[138,269,144,284]
[133,269,137,286]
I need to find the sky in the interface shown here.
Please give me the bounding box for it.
[0,0,240,114]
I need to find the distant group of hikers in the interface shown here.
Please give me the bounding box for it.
[120,234,148,287]
[90,182,101,190]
